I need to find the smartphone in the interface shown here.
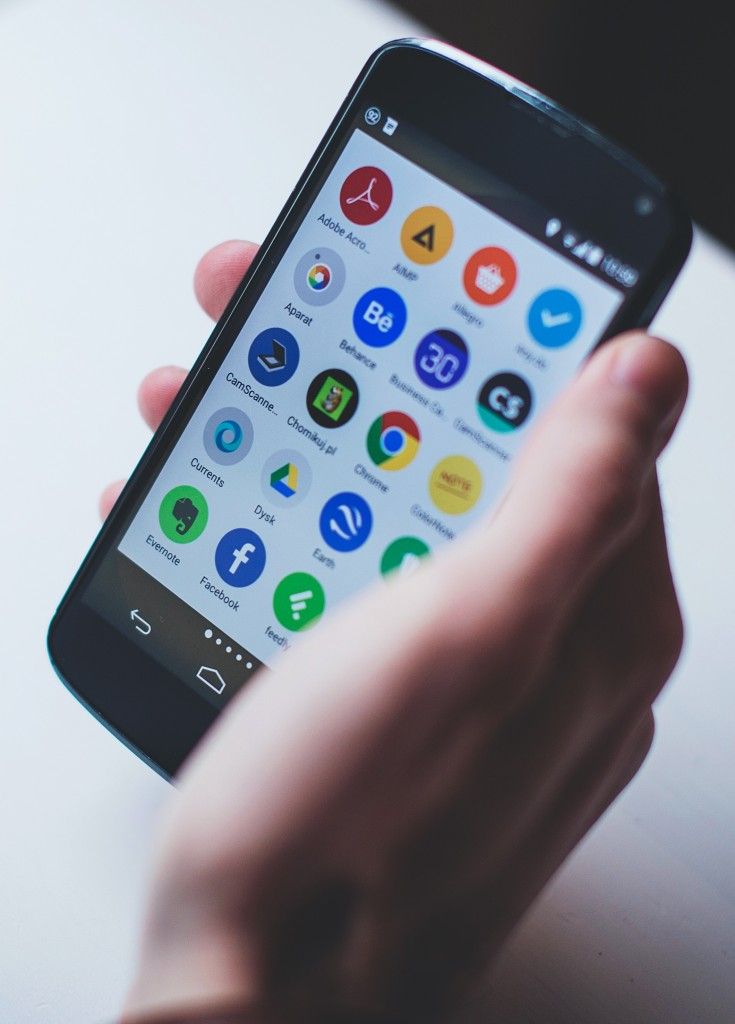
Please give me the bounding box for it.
[48,39,691,778]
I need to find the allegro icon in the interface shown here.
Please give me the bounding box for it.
[463,246,517,306]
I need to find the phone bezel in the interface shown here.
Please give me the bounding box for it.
[48,39,692,780]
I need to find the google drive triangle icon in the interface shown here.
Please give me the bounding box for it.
[270,462,299,498]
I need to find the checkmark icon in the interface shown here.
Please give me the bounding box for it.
[528,289,583,348]
[540,309,573,329]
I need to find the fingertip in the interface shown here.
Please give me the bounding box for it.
[591,332,689,435]
[137,365,188,430]
[99,479,124,519]
[194,240,260,320]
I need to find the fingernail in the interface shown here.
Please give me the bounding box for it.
[610,334,687,426]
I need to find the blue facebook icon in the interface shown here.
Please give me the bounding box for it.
[214,528,266,587]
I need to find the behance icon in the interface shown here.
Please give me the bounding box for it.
[260,449,312,508]
[366,411,420,471]
[203,407,254,466]
[352,287,407,347]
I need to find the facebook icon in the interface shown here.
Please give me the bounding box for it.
[214,528,266,587]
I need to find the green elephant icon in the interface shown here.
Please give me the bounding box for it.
[159,485,209,544]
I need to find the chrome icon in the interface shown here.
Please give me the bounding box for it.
[202,406,254,465]
[293,246,346,306]
[366,411,421,471]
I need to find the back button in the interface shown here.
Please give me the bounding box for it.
[130,609,152,636]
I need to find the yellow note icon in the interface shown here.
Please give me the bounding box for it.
[428,455,483,515]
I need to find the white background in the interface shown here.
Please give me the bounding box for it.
[0,2,733,1022]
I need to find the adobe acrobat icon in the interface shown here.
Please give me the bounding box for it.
[339,166,393,226]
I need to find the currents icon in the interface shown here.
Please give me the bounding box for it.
[203,407,254,466]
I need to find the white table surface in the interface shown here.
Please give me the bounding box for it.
[0,2,733,1021]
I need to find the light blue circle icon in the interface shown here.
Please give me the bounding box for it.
[248,327,300,386]
[217,422,241,451]
[202,407,254,465]
[319,492,373,552]
[527,289,583,348]
[353,287,407,348]
[214,528,266,587]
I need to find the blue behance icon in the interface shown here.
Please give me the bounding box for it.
[352,286,407,348]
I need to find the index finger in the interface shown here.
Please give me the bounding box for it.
[136,240,261,430]
[193,239,260,320]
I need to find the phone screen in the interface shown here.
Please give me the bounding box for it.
[84,116,628,704]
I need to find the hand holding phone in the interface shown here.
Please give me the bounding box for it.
[49,41,691,778]
[119,259,687,1016]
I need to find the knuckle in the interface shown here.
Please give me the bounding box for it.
[583,592,683,716]
[639,709,656,752]
[646,595,685,684]
[618,710,656,786]
[611,594,684,708]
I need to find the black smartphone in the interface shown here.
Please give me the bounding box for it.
[48,39,692,778]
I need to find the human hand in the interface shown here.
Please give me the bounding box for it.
[115,242,688,1024]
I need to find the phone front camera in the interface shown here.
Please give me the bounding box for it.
[634,195,655,216]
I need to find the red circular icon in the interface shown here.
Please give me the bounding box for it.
[339,166,393,226]
[462,246,517,306]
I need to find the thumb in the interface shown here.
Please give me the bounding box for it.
[446,332,688,642]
